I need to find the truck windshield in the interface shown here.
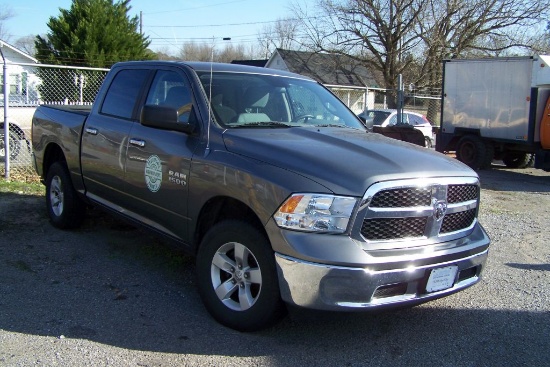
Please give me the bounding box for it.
[198,72,366,130]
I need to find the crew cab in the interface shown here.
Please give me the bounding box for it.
[32,61,490,331]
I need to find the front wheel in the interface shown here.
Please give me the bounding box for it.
[456,135,489,170]
[196,220,286,331]
[45,162,85,229]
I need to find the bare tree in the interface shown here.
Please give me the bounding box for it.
[257,17,301,58]
[293,0,550,107]
[415,0,550,91]
[0,6,14,41]
[178,41,252,63]
[178,42,213,61]
[14,35,36,56]
[530,22,550,54]
[292,0,427,107]
[217,43,248,63]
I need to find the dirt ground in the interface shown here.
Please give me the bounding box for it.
[0,162,549,367]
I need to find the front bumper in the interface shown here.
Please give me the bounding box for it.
[275,247,488,311]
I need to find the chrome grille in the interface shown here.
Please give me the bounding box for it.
[448,184,478,204]
[369,187,431,207]
[361,217,428,240]
[358,177,479,250]
[441,209,476,234]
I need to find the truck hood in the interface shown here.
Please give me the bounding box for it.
[222,127,476,196]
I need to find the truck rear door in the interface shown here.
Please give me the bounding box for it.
[81,68,151,208]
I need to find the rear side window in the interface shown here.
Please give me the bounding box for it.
[372,111,390,125]
[101,69,149,119]
[408,114,429,126]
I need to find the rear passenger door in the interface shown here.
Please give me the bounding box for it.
[123,68,200,243]
[81,68,151,208]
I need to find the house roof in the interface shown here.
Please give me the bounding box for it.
[0,40,38,63]
[231,59,268,67]
[267,48,377,88]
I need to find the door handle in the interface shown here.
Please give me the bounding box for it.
[85,127,98,135]
[129,138,146,147]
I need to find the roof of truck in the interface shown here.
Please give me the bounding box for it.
[112,60,314,81]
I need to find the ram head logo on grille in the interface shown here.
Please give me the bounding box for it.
[433,200,448,222]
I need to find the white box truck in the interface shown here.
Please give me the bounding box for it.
[436,55,550,171]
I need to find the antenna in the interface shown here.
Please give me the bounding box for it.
[205,37,231,157]
[205,36,214,156]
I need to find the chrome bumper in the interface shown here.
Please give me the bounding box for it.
[275,249,488,311]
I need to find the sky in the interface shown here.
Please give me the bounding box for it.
[2,0,298,55]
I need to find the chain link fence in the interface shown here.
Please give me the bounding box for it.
[1,63,109,181]
[2,63,443,182]
[327,85,442,125]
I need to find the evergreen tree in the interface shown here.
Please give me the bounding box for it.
[35,0,153,67]
[34,0,155,102]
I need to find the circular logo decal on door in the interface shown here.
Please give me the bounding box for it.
[145,155,162,192]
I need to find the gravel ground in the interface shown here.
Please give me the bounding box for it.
[0,163,549,367]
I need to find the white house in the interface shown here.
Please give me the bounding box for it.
[0,40,40,105]
[265,48,379,113]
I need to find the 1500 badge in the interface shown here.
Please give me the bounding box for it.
[169,170,187,186]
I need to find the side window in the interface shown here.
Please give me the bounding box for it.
[101,69,149,119]
[408,114,420,126]
[146,70,193,123]
[391,113,408,125]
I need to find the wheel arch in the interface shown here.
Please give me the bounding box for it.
[42,143,67,179]
[193,196,267,255]
[445,128,482,152]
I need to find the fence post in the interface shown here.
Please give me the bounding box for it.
[1,42,9,180]
[397,74,404,125]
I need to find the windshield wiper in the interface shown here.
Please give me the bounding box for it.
[235,121,292,128]
[314,124,354,129]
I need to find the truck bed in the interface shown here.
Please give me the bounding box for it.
[32,104,92,178]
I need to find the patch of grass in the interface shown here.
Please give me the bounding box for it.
[8,260,35,273]
[0,178,44,196]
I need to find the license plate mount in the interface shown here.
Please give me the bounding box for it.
[426,265,458,293]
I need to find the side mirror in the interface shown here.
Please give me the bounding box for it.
[140,105,194,134]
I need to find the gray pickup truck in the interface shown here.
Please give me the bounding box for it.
[32,61,490,331]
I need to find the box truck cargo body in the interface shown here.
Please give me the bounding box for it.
[436,56,550,171]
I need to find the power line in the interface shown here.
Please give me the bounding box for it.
[145,16,327,29]
[142,0,249,15]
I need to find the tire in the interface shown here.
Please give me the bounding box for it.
[196,220,286,331]
[45,162,85,229]
[502,152,533,169]
[424,137,433,149]
[481,142,495,169]
[456,135,487,170]
[0,131,22,161]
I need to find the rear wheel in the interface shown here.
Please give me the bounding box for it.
[196,220,286,331]
[456,135,488,170]
[45,162,85,229]
[481,142,494,169]
[0,131,21,161]
[502,152,533,169]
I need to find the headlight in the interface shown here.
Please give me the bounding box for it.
[274,194,358,233]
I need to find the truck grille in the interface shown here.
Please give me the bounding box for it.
[358,178,479,249]
[361,217,428,241]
